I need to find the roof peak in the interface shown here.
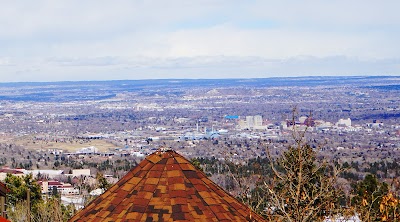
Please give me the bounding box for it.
[70,149,265,221]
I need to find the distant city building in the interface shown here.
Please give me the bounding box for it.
[299,116,308,124]
[367,120,384,128]
[198,116,208,122]
[238,119,247,129]
[0,168,24,181]
[218,129,229,134]
[224,115,239,119]
[337,118,351,127]
[174,117,190,123]
[304,117,315,127]
[130,151,145,157]
[38,180,79,195]
[72,169,91,177]
[239,115,265,129]
[254,115,263,126]
[286,119,296,128]
[246,116,255,128]
[76,146,98,154]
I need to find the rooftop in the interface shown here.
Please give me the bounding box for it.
[70,149,265,221]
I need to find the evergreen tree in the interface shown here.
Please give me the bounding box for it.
[264,142,342,221]
[96,172,111,191]
[351,174,391,221]
[5,173,42,206]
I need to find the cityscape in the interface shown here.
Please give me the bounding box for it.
[0,76,399,220]
[1,1,400,221]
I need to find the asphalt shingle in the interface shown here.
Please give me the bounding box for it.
[69,149,266,222]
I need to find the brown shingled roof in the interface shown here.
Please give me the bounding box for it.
[70,149,266,222]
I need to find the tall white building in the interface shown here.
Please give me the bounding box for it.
[239,115,265,129]
[337,118,351,127]
[254,115,263,126]
[246,116,254,128]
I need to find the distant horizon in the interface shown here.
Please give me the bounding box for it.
[0,75,398,85]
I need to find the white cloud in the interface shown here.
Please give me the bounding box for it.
[0,1,399,81]
[249,0,400,27]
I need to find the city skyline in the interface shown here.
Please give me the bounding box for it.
[1,1,400,82]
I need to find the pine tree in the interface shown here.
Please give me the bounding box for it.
[262,111,343,222]
[265,142,342,221]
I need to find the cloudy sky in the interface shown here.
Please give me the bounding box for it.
[0,1,399,82]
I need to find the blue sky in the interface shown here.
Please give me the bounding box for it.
[0,0,399,82]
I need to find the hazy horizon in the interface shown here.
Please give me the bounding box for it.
[0,75,398,85]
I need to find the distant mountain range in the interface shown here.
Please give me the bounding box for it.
[0,76,398,102]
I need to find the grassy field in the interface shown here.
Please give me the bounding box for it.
[10,135,119,152]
